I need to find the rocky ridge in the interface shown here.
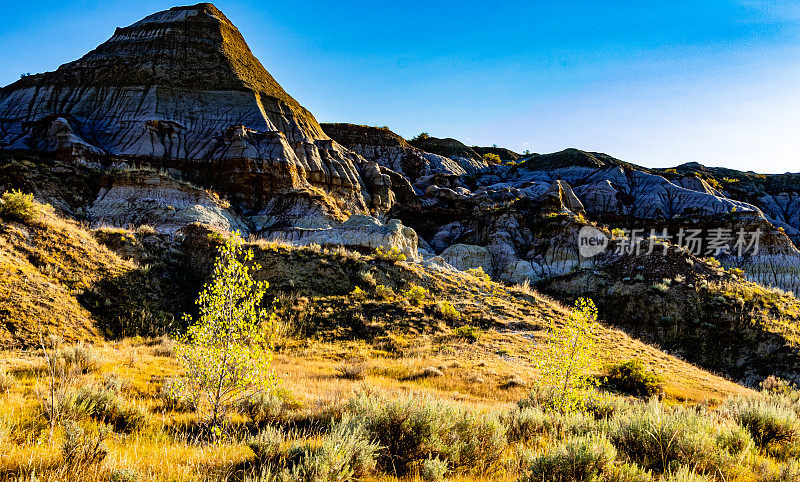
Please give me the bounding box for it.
[0,3,395,233]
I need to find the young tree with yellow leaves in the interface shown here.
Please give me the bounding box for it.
[174,232,275,435]
[533,297,600,413]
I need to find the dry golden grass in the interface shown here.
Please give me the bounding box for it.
[0,320,751,482]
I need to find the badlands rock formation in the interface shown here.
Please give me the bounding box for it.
[1,4,799,295]
[322,127,800,292]
[89,170,247,233]
[321,124,487,188]
[0,3,393,229]
[408,136,490,174]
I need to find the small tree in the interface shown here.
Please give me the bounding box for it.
[483,153,502,164]
[533,298,600,412]
[36,332,79,441]
[174,232,275,434]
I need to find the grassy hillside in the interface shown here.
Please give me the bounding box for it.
[9,196,800,481]
[0,196,190,346]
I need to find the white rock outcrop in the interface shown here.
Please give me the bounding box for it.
[440,244,493,275]
[266,215,421,262]
[89,171,247,234]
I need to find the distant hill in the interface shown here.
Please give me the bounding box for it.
[472,146,521,162]
[408,135,485,163]
[518,148,649,172]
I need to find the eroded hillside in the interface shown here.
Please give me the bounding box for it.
[0,198,746,402]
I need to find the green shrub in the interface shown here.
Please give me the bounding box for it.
[652,282,670,293]
[517,385,559,409]
[0,189,51,222]
[504,406,595,442]
[54,343,101,374]
[453,325,481,343]
[437,301,461,321]
[583,392,626,419]
[755,458,800,482]
[285,415,380,480]
[663,465,712,482]
[420,456,449,481]
[760,375,791,394]
[725,396,799,451]
[465,267,491,283]
[483,153,502,164]
[101,373,125,393]
[504,406,549,442]
[239,387,302,423]
[342,393,507,475]
[248,417,379,480]
[349,286,366,300]
[72,386,146,433]
[715,424,754,456]
[159,377,195,412]
[605,359,664,397]
[247,425,287,466]
[452,409,507,473]
[374,284,395,300]
[601,462,653,482]
[610,400,726,474]
[375,245,406,262]
[108,468,140,482]
[520,433,617,482]
[61,421,108,468]
[401,285,428,305]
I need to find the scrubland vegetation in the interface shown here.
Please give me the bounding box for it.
[3,194,799,480]
[2,335,800,481]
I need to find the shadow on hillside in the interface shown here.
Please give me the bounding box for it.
[78,263,199,339]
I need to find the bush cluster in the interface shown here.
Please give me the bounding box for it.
[520,433,617,481]
[0,189,51,222]
[452,325,481,343]
[340,393,507,476]
[724,396,799,452]
[71,386,147,433]
[248,416,380,480]
[239,387,303,423]
[374,245,406,262]
[465,267,491,282]
[55,343,102,374]
[61,422,109,469]
[609,400,731,474]
[374,284,395,300]
[401,284,429,305]
[504,405,594,442]
[436,301,461,321]
[605,359,664,397]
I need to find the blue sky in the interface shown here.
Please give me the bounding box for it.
[2,0,799,172]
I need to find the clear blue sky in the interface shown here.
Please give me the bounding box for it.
[2,0,799,172]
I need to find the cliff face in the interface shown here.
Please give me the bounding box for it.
[0,3,391,221]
